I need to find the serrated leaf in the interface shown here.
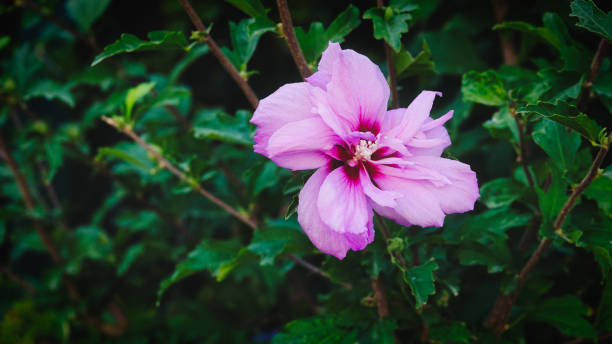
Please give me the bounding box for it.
[225,18,275,70]
[570,0,612,41]
[532,118,582,173]
[157,239,243,303]
[479,178,526,208]
[584,165,612,216]
[395,40,435,78]
[363,8,412,52]
[518,101,601,141]
[272,315,358,344]
[24,80,75,107]
[66,0,110,31]
[247,219,311,265]
[462,70,506,106]
[193,109,253,145]
[326,5,361,43]
[403,259,438,308]
[528,295,597,338]
[92,31,190,66]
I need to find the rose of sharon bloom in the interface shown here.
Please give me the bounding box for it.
[251,42,479,259]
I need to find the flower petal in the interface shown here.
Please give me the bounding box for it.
[298,166,374,259]
[317,166,371,234]
[306,42,341,89]
[384,91,441,141]
[325,49,389,130]
[267,117,340,170]
[251,82,316,156]
[359,166,401,208]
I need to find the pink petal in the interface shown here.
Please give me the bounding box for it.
[410,156,480,214]
[384,91,441,141]
[298,167,374,259]
[306,42,341,89]
[325,49,389,130]
[317,166,371,234]
[267,117,340,170]
[359,166,401,207]
[251,82,316,156]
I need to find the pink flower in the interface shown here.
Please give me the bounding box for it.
[251,43,479,259]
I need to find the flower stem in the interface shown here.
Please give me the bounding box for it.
[276,0,312,79]
[509,105,535,188]
[376,0,399,108]
[578,39,609,111]
[486,134,611,335]
[491,0,518,65]
[177,0,259,108]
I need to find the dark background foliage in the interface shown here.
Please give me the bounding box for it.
[1,0,611,343]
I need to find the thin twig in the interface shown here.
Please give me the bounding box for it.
[486,135,611,335]
[20,0,99,52]
[276,0,312,79]
[578,39,609,111]
[376,0,399,108]
[177,0,259,108]
[491,0,518,65]
[375,216,411,269]
[371,275,390,318]
[1,266,37,294]
[288,255,352,289]
[102,116,258,230]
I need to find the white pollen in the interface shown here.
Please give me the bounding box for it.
[353,139,378,161]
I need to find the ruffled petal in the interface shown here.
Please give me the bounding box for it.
[325,49,389,130]
[317,166,371,234]
[251,82,316,156]
[298,166,374,259]
[383,91,441,141]
[266,117,340,170]
[306,42,341,89]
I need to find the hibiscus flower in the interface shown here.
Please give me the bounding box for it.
[251,42,479,259]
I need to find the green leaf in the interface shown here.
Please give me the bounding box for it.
[157,239,243,303]
[596,278,612,331]
[532,118,582,173]
[363,8,412,52]
[527,295,597,338]
[224,0,269,18]
[117,243,144,276]
[403,259,438,308]
[272,315,358,344]
[326,5,361,43]
[24,80,75,107]
[96,146,155,172]
[66,0,110,31]
[0,35,10,50]
[537,165,568,237]
[479,178,526,208]
[193,109,253,146]
[570,0,612,41]
[429,322,472,344]
[125,81,156,120]
[462,70,506,106]
[493,21,561,49]
[168,44,210,85]
[395,40,435,78]
[224,18,275,70]
[585,166,612,216]
[458,241,511,273]
[247,219,311,265]
[66,226,114,274]
[518,101,601,142]
[483,106,519,142]
[419,31,486,74]
[91,31,190,66]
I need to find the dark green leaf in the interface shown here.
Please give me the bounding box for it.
[403,259,438,308]
[570,0,612,41]
[518,101,601,142]
[537,165,568,237]
[493,21,561,49]
[193,109,253,146]
[326,5,361,43]
[479,178,526,208]
[24,80,75,107]
[168,44,210,84]
[117,243,145,276]
[532,118,582,173]
[429,322,471,343]
[91,31,190,66]
[596,277,612,331]
[483,106,519,142]
[272,315,358,344]
[584,166,612,216]
[458,241,511,273]
[247,219,311,265]
[363,8,412,52]
[0,35,10,50]
[528,295,597,338]
[419,31,486,74]
[224,0,269,18]
[395,40,435,78]
[66,0,110,31]
[462,70,506,106]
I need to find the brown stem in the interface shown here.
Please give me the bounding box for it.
[510,106,535,188]
[371,275,390,318]
[102,116,258,230]
[1,266,37,294]
[376,216,411,269]
[376,0,399,108]
[578,39,609,111]
[21,0,99,52]
[177,0,259,108]
[491,0,518,65]
[276,0,312,79]
[288,255,352,289]
[486,136,611,335]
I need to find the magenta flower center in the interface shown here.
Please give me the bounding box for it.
[349,139,378,166]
